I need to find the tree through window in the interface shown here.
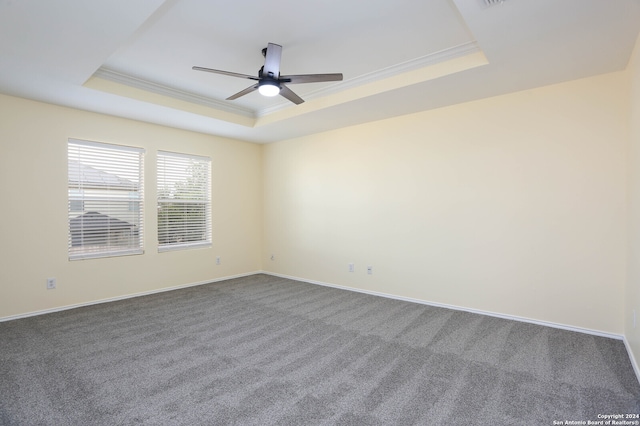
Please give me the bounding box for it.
[157,151,211,251]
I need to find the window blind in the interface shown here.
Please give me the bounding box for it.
[157,151,211,252]
[68,139,144,260]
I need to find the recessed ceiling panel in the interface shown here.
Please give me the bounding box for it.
[99,0,474,112]
[0,0,638,143]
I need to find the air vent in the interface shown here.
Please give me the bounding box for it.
[480,0,506,8]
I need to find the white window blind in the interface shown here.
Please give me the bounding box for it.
[157,151,211,252]
[68,139,144,260]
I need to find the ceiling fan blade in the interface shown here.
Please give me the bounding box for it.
[192,66,258,81]
[226,84,259,100]
[263,43,282,78]
[280,73,343,84]
[279,85,304,105]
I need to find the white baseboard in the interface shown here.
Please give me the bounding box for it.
[0,271,261,323]
[3,269,638,385]
[263,271,640,384]
[261,271,624,341]
[623,336,640,386]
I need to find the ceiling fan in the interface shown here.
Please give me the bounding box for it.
[193,43,343,105]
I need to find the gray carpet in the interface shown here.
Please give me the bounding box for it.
[1,274,639,425]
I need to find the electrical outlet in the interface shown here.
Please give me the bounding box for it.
[367,266,373,275]
[348,263,355,273]
[46,278,56,290]
[216,256,221,265]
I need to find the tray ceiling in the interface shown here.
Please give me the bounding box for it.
[0,0,638,143]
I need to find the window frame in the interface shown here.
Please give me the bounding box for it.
[156,150,212,252]
[68,139,145,260]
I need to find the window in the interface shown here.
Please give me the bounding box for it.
[157,151,211,252]
[68,139,144,260]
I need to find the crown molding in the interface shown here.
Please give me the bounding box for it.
[91,41,480,120]
[92,68,256,118]
[257,41,482,117]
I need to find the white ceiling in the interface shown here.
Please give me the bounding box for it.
[1,0,639,143]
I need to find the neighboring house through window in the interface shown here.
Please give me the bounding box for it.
[68,139,145,260]
[157,151,211,252]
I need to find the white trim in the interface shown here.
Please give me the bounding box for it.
[257,41,482,117]
[4,269,636,377]
[92,68,255,118]
[94,42,480,120]
[623,336,640,386]
[330,41,481,91]
[68,138,145,153]
[262,271,624,341]
[158,242,212,253]
[3,269,638,385]
[328,41,481,93]
[0,271,260,323]
[157,149,210,162]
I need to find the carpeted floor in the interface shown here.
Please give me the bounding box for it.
[1,274,639,425]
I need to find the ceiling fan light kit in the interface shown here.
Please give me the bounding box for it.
[193,42,343,105]
[258,80,280,97]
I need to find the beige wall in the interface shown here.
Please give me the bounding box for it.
[628,34,640,371]
[263,71,629,335]
[0,57,634,358]
[0,94,262,318]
